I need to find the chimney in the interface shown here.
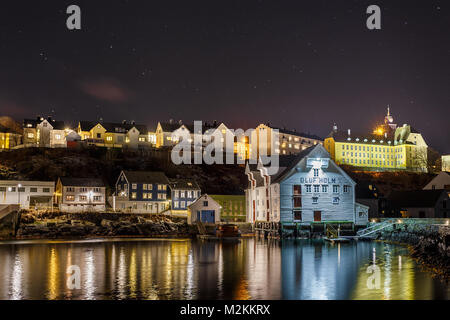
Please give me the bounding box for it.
[169,119,173,124]
[36,115,42,121]
[47,116,53,122]
[347,129,351,136]
[178,120,182,125]
[384,132,387,139]
[213,120,217,127]
[122,120,127,125]
[131,120,136,126]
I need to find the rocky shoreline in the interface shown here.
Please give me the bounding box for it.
[6,211,199,240]
[379,224,450,282]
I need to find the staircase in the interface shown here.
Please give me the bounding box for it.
[326,224,339,239]
[356,219,396,239]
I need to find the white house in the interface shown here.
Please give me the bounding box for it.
[23,116,67,148]
[0,180,55,209]
[423,171,450,191]
[187,194,222,224]
[245,144,366,228]
[56,177,106,212]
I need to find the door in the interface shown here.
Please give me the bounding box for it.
[201,210,215,223]
[314,211,321,222]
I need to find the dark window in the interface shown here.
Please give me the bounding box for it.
[294,197,302,208]
[293,185,301,195]
[43,188,50,193]
[97,133,101,138]
[0,187,6,192]
[18,187,25,192]
[30,188,37,192]
[443,201,447,209]
[203,201,208,206]
[293,210,302,221]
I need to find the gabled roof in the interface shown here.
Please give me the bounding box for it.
[23,118,65,130]
[80,121,148,135]
[59,177,105,187]
[388,190,448,208]
[247,171,265,188]
[187,194,221,209]
[169,178,201,190]
[159,122,184,132]
[271,145,317,183]
[122,171,170,184]
[78,121,97,131]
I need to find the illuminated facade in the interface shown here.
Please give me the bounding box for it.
[324,109,428,172]
[77,120,151,149]
[245,144,367,226]
[23,116,67,148]
[442,155,450,172]
[55,177,106,212]
[0,125,21,150]
[169,179,201,215]
[250,123,322,159]
[114,170,171,213]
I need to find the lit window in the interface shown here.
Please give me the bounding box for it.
[131,193,137,199]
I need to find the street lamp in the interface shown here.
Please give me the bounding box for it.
[17,183,22,208]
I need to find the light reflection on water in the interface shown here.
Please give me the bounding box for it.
[0,238,448,300]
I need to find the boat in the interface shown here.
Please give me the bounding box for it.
[196,224,241,242]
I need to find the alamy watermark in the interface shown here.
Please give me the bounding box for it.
[170,121,280,175]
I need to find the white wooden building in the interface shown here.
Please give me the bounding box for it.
[0,180,55,209]
[56,177,106,212]
[187,194,222,224]
[245,144,367,230]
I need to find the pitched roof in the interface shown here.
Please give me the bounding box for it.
[23,118,66,130]
[78,121,97,131]
[79,121,149,135]
[159,122,184,132]
[275,127,323,141]
[122,171,170,184]
[247,171,265,188]
[59,177,105,187]
[388,190,448,208]
[327,130,402,146]
[169,178,201,190]
[271,145,318,183]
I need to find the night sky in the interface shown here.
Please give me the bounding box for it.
[0,0,448,152]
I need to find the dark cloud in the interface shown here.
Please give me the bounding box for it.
[79,78,130,103]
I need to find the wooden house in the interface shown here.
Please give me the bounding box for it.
[187,194,221,224]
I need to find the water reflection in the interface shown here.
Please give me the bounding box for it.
[0,238,448,300]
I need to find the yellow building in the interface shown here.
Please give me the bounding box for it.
[442,155,450,172]
[324,110,428,172]
[77,120,152,149]
[0,125,21,150]
[251,123,322,159]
